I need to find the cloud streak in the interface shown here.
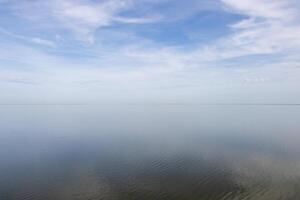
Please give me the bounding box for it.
[0,0,299,103]
[195,0,300,61]
[7,0,164,43]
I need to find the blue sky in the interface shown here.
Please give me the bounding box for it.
[0,0,300,104]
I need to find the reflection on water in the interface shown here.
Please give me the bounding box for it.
[0,105,300,200]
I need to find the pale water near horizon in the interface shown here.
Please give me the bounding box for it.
[0,105,300,200]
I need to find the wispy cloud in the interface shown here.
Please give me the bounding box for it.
[3,0,221,43]
[194,0,300,61]
[0,0,299,103]
[0,77,37,85]
[7,0,164,43]
[0,28,56,47]
[31,37,56,47]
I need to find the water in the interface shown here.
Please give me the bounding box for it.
[0,105,300,200]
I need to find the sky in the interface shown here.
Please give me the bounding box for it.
[0,0,300,104]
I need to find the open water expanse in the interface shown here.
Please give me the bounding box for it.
[1,105,300,200]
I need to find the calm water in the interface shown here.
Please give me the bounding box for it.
[0,105,300,200]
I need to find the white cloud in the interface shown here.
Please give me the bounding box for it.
[31,37,56,47]
[222,0,298,20]
[193,0,300,61]
[5,0,221,43]
[0,28,56,48]
[1,0,300,103]
[113,15,161,24]
[9,0,162,43]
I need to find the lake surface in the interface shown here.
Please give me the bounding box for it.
[0,105,300,200]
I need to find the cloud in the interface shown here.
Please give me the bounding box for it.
[11,0,128,42]
[0,28,56,48]
[193,0,300,61]
[8,0,162,43]
[4,0,221,43]
[31,37,56,47]
[2,0,300,69]
[113,15,161,24]
[0,77,37,85]
[0,0,300,103]
[243,77,271,84]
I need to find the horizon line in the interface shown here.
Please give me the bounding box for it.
[0,103,300,106]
